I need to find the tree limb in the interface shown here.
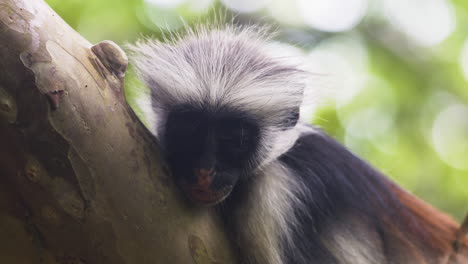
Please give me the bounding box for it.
[0,0,236,263]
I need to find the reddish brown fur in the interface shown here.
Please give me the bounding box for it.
[386,180,468,263]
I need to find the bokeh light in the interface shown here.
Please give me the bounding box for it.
[221,0,271,13]
[267,0,303,26]
[342,76,396,137]
[305,34,369,109]
[381,0,456,46]
[145,0,186,9]
[432,104,468,170]
[298,0,368,32]
[186,0,214,12]
[460,38,468,82]
[138,1,184,31]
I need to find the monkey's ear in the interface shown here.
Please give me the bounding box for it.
[280,108,300,129]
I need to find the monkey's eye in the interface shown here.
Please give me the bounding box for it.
[215,118,259,160]
[218,123,246,141]
[167,118,200,137]
[217,129,252,159]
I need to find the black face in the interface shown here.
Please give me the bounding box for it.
[163,106,261,206]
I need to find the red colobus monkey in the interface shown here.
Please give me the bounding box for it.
[128,26,468,264]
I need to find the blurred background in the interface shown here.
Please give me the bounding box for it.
[45,0,468,220]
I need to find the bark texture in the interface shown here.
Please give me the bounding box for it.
[0,0,236,263]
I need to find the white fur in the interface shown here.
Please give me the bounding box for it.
[236,160,307,264]
[323,217,386,264]
[257,123,318,169]
[127,25,307,153]
[241,124,317,264]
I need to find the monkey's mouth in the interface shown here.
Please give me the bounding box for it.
[182,185,233,206]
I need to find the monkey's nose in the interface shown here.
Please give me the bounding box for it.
[195,168,216,189]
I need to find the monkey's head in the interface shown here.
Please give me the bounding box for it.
[129,26,306,206]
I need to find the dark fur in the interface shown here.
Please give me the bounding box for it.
[278,128,458,263]
[219,127,460,263]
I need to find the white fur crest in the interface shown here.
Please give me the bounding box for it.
[127,25,307,130]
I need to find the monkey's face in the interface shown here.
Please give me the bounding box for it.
[163,107,261,206]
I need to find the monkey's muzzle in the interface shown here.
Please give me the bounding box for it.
[179,168,233,206]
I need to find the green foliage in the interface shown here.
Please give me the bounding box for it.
[46,0,468,220]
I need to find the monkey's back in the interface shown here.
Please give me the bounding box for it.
[278,126,463,264]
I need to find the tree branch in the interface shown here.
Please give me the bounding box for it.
[0,0,235,263]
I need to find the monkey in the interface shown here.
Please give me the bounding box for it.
[127,25,468,264]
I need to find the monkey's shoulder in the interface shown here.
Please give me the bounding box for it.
[279,126,374,176]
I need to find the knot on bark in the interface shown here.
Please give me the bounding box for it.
[91,40,128,79]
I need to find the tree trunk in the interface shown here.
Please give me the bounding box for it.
[0,0,236,263]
